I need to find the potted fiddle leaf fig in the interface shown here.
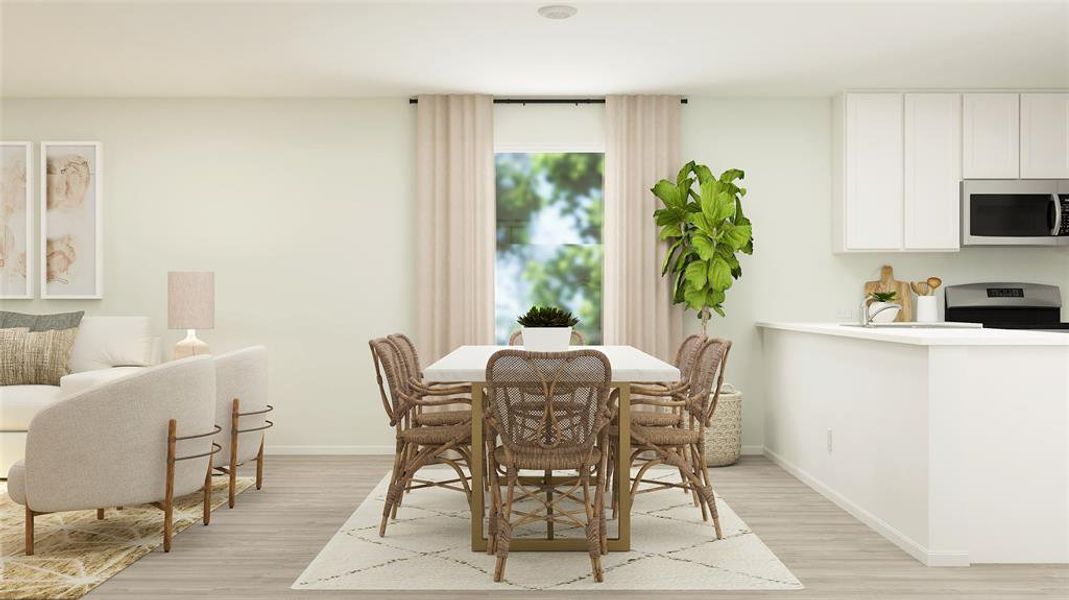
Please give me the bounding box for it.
[653,161,754,335]
[517,306,579,351]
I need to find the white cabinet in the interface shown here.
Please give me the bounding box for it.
[963,93,1020,179]
[840,93,903,251]
[904,94,961,250]
[1021,93,1069,179]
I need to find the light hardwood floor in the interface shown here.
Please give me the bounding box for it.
[89,455,1067,599]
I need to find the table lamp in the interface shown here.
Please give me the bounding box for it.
[168,271,214,359]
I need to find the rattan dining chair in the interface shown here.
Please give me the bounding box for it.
[387,333,472,427]
[507,330,586,345]
[630,333,705,428]
[484,349,616,583]
[369,338,474,537]
[609,338,732,538]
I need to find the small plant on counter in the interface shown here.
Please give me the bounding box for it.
[653,161,754,335]
[517,306,580,328]
[867,291,897,303]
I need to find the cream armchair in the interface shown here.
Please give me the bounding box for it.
[6,356,220,555]
[212,346,272,508]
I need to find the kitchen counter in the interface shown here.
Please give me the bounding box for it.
[758,322,1069,566]
[756,321,1069,346]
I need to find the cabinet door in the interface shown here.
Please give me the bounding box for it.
[845,93,903,250]
[904,94,961,250]
[1021,93,1069,179]
[963,93,1019,179]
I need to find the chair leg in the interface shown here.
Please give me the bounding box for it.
[255,434,265,490]
[229,399,240,509]
[493,468,516,582]
[380,440,405,537]
[696,442,722,539]
[163,419,176,552]
[25,507,34,556]
[581,468,604,583]
[203,452,214,526]
[96,508,105,520]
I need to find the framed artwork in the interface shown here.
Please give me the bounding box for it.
[0,142,33,299]
[41,142,103,299]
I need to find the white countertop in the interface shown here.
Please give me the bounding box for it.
[424,345,680,383]
[756,322,1069,346]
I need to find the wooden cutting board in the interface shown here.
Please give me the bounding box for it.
[863,265,913,322]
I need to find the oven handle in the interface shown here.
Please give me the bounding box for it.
[1053,194,1063,236]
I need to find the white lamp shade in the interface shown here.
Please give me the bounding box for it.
[168,271,215,330]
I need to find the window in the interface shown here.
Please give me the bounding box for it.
[495,152,604,344]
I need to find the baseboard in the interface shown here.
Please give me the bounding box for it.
[741,445,764,455]
[762,446,970,567]
[266,445,393,455]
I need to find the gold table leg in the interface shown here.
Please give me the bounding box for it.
[470,382,486,552]
[609,382,631,552]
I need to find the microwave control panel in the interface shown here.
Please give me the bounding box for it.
[1061,196,1069,236]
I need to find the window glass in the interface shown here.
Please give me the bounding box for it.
[495,152,604,344]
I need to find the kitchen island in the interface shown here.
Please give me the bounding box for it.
[757,322,1069,566]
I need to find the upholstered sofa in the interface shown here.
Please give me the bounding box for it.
[0,316,160,477]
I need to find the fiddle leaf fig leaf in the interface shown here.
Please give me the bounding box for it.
[691,234,715,261]
[708,256,733,290]
[684,260,708,289]
[652,180,683,208]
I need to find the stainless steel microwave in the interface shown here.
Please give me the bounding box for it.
[961,179,1069,246]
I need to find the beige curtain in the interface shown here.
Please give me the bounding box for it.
[603,95,684,361]
[415,95,496,363]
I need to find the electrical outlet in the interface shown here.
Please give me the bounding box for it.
[826,429,833,453]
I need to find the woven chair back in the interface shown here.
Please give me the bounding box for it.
[369,337,411,426]
[387,333,422,383]
[674,334,705,382]
[688,338,732,425]
[486,349,612,453]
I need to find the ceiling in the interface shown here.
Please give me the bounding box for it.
[1,1,1066,98]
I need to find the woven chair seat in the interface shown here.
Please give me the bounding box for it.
[494,445,602,471]
[413,409,471,426]
[399,423,471,445]
[631,411,683,427]
[610,424,701,446]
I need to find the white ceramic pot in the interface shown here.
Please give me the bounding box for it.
[916,295,938,323]
[868,302,901,323]
[522,327,572,351]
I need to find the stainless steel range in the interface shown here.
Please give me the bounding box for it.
[944,282,1069,333]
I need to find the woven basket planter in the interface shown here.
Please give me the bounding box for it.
[704,384,743,467]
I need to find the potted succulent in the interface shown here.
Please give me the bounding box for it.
[866,291,901,323]
[517,306,579,351]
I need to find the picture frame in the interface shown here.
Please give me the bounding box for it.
[0,141,33,299]
[40,141,103,299]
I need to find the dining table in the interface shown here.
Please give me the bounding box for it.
[423,344,680,553]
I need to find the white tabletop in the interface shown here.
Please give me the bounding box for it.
[423,345,680,383]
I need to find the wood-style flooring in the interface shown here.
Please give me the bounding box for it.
[88,455,1068,599]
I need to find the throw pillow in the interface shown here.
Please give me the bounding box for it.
[0,310,85,331]
[0,327,80,385]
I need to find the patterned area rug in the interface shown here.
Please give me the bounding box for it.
[0,477,254,600]
[293,467,803,591]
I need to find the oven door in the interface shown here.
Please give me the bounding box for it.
[962,180,1066,246]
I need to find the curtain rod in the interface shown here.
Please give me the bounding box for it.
[407,97,688,105]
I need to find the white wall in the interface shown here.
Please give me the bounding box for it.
[681,97,1069,448]
[3,96,1067,453]
[0,98,415,453]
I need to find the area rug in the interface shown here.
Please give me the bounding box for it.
[293,467,803,591]
[0,477,254,600]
